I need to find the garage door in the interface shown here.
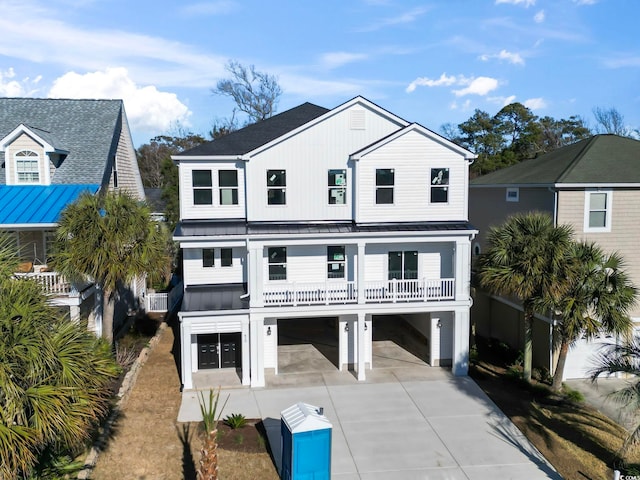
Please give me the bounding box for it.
[562,332,615,380]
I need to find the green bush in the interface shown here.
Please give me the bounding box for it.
[224,413,248,429]
[562,386,585,403]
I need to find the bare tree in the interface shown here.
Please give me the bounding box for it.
[213,61,282,124]
[593,106,632,136]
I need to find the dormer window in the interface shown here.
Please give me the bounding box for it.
[15,150,39,183]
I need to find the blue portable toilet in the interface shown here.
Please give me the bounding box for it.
[280,402,332,480]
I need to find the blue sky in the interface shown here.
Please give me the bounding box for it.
[1,0,638,145]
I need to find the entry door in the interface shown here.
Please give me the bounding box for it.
[198,334,220,369]
[220,333,241,368]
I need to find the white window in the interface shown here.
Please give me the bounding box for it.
[328,169,346,205]
[584,190,612,232]
[506,187,519,202]
[327,246,346,279]
[15,150,39,183]
[430,168,449,203]
[112,155,119,188]
[376,169,394,204]
[193,170,213,205]
[219,170,238,205]
[267,170,286,205]
[268,247,287,280]
[203,248,214,267]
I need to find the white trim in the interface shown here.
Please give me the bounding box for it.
[583,189,612,233]
[0,124,69,155]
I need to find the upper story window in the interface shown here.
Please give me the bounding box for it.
[193,170,213,205]
[15,150,39,183]
[220,248,233,267]
[328,169,347,205]
[430,168,449,203]
[203,248,215,267]
[219,170,238,205]
[375,168,394,204]
[327,246,346,279]
[267,170,286,205]
[268,247,287,280]
[584,190,612,232]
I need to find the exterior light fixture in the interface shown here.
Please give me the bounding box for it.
[344,323,349,332]
[267,326,272,336]
[437,320,442,328]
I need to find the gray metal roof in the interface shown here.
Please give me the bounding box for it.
[175,220,477,238]
[182,283,249,312]
[0,98,123,185]
[177,102,330,157]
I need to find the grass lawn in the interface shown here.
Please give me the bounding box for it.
[470,339,640,480]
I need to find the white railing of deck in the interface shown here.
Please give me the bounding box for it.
[146,293,169,312]
[262,278,455,306]
[14,271,73,295]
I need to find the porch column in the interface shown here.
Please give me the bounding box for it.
[357,242,366,304]
[241,317,251,386]
[180,317,193,390]
[248,244,264,307]
[357,312,366,381]
[454,238,471,301]
[250,314,265,387]
[69,305,80,323]
[452,308,470,376]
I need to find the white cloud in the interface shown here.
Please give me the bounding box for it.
[449,99,472,110]
[572,0,597,5]
[480,49,525,65]
[488,95,517,106]
[534,10,545,23]
[358,6,430,32]
[495,0,536,7]
[181,1,238,16]
[453,77,499,97]
[319,52,368,70]
[48,68,191,133]
[0,68,42,97]
[406,73,457,93]
[524,97,547,109]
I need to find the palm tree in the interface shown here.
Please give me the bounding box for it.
[197,387,229,480]
[52,191,170,342]
[552,243,636,391]
[591,338,640,458]
[0,233,120,478]
[477,211,575,382]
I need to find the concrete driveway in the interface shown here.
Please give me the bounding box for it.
[178,368,561,479]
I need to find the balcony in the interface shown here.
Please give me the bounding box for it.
[263,278,455,306]
[14,270,92,297]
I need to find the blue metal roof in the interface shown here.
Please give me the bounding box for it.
[0,184,99,225]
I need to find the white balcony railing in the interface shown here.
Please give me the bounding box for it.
[262,278,455,306]
[14,271,91,296]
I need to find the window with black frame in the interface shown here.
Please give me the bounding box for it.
[375,168,394,204]
[267,170,286,205]
[327,246,346,279]
[219,170,238,205]
[268,247,287,280]
[430,168,449,203]
[193,170,213,205]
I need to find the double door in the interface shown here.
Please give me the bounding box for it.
[198,333,241,369]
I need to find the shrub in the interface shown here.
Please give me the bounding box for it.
[562,385,585,403]
[225,413,248,429]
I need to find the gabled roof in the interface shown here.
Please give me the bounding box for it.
[0,98,124,185]
[471,134,640,186]
[177,102,330,157]
[0,184,99,226]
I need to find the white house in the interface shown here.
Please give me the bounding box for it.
[173,97,477,389]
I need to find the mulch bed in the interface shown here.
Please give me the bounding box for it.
[215,420,269,454]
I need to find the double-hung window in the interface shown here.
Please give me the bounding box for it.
[328,169,347,205]
[15,150,39,183]
[268,247,287,280]
[585,190,612,232]
[375,168,394,204]
[219,170,238,205]
[193,170,213,205]
[327,246,346,279]
[203,248,215,267]
[267,170,286,205]
[430,168,449,203]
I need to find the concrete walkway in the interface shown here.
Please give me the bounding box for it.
[178,368,561,479]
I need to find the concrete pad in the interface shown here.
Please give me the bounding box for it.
[463,463,563,480]
[340,418,456,472]
[253,386,333,419]
[360,468,467,480]
[329,383,423,422]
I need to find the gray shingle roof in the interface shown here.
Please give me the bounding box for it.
[177,102,330,157]
[470,134,640,186]
[0,98,123,185]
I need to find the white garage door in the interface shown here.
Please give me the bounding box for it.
[562,332,616,380]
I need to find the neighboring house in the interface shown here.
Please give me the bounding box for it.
[469,134,640,379]
[0,98,146,334]
[173,96,477,389]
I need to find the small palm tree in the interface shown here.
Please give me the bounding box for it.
[197,387,229,480]
[52,191,170,342]
[477,211,575,382]
[591,338,640,458]
[552,243,636,391]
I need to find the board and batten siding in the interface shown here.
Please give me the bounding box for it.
[183,247,245,286]
[558,188,640,317]
[5,133,48,186]
[179,161,246,220]
[245,103,404,222]
[355,129,468,223]
[469,187,555,250]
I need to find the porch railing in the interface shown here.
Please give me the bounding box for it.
[262,278,455,306]
[14,271,74,295]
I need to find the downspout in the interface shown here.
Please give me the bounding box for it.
[550,187,559,226]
